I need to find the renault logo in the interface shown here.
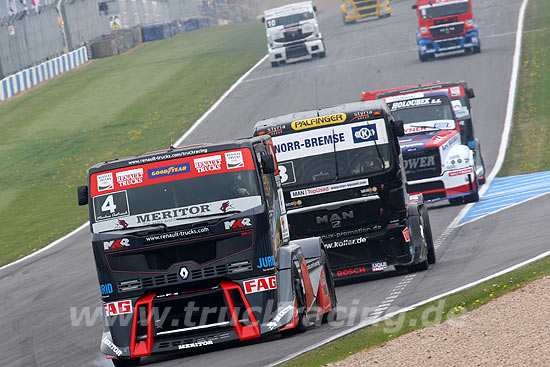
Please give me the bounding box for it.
[179,266,189,280]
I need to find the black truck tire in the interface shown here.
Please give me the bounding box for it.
[282,263,308,335]
[421,206,436,264]
[322,251,338,323]
[407,213,429,272]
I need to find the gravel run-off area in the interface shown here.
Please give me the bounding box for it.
[330,276,550,367]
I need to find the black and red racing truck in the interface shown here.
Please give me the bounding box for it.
[362,81,486,185]
[253,100,436,282]
[412,0,480,62]
[77,136,336,366]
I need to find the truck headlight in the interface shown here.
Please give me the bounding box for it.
[466,19,474,27]
[445,157,470,171]
[346,4,353,11]
[420,27,428,35]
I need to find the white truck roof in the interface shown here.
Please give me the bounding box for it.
[264,1,314,20]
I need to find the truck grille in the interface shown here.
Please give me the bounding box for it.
[430,23,464,38]
[354,0,377,8]
[275,29,313,43]
[403,148,441,181]
[437,38,462,49]
[285,43,309,59]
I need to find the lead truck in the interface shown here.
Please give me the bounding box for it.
[254,100,436,281]
[413,0,480,61]
[77,136,336,366]
[263,1,325,67]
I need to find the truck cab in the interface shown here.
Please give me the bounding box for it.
[263,1,325,67]
[77,137,336,366]
[340,0,392,24]
[254,100,436,281]
[413,0,480,61]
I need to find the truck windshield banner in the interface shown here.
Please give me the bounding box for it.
[271,118,389,162]
[90,149,255,197]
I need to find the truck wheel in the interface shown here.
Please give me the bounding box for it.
[407,215,429,272]
[419,51,429,62]
[271,61,279,67]
[421,206,436,264]
[476,144,486,185]
[282,264,308,335]
[112,358,140,367]
[322,253,338,323]
[464,174,480,203]
[449,197,463,205]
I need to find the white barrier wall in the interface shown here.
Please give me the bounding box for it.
[0,46,87,103]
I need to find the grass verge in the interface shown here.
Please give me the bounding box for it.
[0,21,266,266]
[280,257,550,367]
[499,0,550,176]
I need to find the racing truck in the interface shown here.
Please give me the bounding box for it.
[341,0,392,24]
[412,0,480,61]
[254,99,436,281]
[77,136,336,366]
[362,81,486,185]
[363,88,481,204]
[262,1,325,67]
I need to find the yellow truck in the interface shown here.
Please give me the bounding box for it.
[341,0,392,24]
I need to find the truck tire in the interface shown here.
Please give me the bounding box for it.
[407,214,429,272]
[281,263,308,335]
[419,51,429,62]
[421,206,436,264]
[322,252,338,323]
[112,358,140,367]
[464,174,480,203]
[271,61,279,67]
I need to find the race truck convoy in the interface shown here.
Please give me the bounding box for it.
[363,88,480,204]
[362,81,486,185]
[254,100,436,281]
[77,136,336,366]
[412,0,480,61]
[262,1,325,67]
[341,0,392,24]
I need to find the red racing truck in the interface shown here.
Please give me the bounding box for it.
[77,136,336,366]
[412,0,480,61]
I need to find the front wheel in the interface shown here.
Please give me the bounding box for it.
[464,174,480,203]
[271,61,279,67]
[281,263,308,336]
[421,206,436,264]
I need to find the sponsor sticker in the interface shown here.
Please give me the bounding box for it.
[351,124,378,144]
[93,191,130,222]
[194,155,222,173]
[449,167,473,177]
[267,305,294,330]
[97,173,114,192]
[147,162,190,179]
[224,218,252,230]
[103,238,130,251]
[116,168,143,187]
[243,276,277,294]
[371,261,388,272]
[336,266,366,277]
[100,283,114,295]
[290,179,369,199]
[178,340,214,349]
[225,151,245,169]
[102,337,123,357]
[402,227,410,242]
[104,300,133,317]
[291,113,346,130]
[257,255,275,270]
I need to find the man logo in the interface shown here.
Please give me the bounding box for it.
[352,124,378,143]
[316,211,354,228]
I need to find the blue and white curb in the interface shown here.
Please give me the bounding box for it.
[459,170,550,226]
[0,46,88,103]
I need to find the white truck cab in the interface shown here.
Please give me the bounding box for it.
[262,1,325,67]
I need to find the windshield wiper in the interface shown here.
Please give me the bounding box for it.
[175,210,241,220]
[103,223,168,235]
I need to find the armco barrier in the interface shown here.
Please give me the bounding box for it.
[0,46,88,103]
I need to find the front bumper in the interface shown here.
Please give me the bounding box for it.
[407,166,477,202]
[268,38,324,63]
[342,4,391,22]
[417,28,479,55]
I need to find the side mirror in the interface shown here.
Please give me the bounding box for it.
[261,154,276,174]
[77,185,89,206]
[261,16,265,23]
[412,4,417,9]
[313,5,317,12]
[393,120,405,137]
[466,87,475,99]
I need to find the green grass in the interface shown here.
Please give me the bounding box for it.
[499,0,550,176]
[280,258,550,367]
[0,22,266,266]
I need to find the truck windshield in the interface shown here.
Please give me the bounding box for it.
[89,149,262,233]
[271,118,391,187]
[388,96,456,134]
[266,11,314,28]
[420,2,469,19]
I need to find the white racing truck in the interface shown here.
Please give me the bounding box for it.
[262,1,326,67]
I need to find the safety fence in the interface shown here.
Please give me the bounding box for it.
[0,46,87,102]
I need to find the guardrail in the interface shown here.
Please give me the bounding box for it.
[0,46,87,102]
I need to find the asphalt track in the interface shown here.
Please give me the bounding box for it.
[1,1,544,366]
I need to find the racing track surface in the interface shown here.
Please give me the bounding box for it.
[0,1,543,366]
